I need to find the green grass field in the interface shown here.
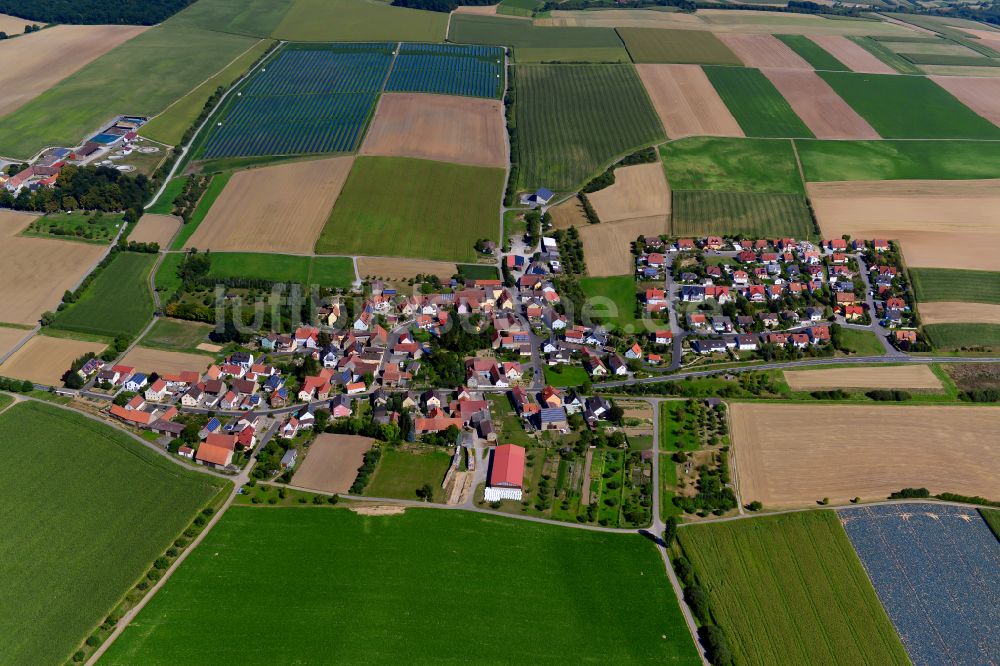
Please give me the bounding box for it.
[617,28,741,65]
[449,14,624,49]
[498,0,539,17]
[20,211,125,244]
[981,509,1000,539]
[364,447,452,502]
[924,323,1000,350]
[911,268,1000,304]
[310,257,357,288]
[170,0,294,36]
[579,275,642,332]
[543,364,591,387]
[140,39,275,146]
[847,36,922,74]
[838,328,886,356]
[102,507,700,664]
[515,64,665,190]
[660,138,803,193]
[0,23,258,159]
[776,34,849,70]
[51,252,157,339]
[140,318,215,353]
[818,71,1000,139]
[170,172,232,251]
[795,139,1000,181]
[677,511,909,666]
[0,401,224,665]
[147,176,189,215]
[659,453,680,520]
[670,190,814,237]
[659,401,701,452]
[514,46,631,63]
[272,0,447,41]
[156,252,354,296]
[457,264,500,281]
[703,66,813,139]
[316,157,504,262]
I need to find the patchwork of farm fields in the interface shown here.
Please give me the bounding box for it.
[796,139,1000,181]
[101,508,700,664]
[0,401,223,665]
[660,137,802,192]
[703,66,814,138]
[677,511,909,666]
[775,33,849,70]
[385,43,504,98]
[514,64,665,190]
[617,28,742,65]
[671,190,814,237]
[840,504,1000,666]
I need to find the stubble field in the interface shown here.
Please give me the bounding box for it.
[0,326,29,360]
[120,346,213,375]
[929,76,1000,128]
[0,335,106,386]
[808,35,897,73]
[760,68,879,139]
[291,434,374,494]
[128,214,181,248]
[587,162,671,223]
[357,257,458,282]
[782,364,943,390]
[186,157,354,254]
[716,33,811,69]
[580,217,668,276]
[918,301,1000,325]
[730,402,1000,507]
[637,64,743,139]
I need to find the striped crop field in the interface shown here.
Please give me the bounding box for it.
[385,43,505,98]
[200,43,394,159]
[671,190,814,238]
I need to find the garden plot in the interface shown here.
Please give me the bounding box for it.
[0,335,106,386]
[761,68,878,139]
[918,301,1000,325]
[636,64,743,139]
[587,163,670,223]
[929,76,1000,128]
[730,402,1000,507]
[839,504,1000,666]
[579,217,668,277]
[120,346,213,375]
[0,24,147,119]
[717,33,811,69]
[782,365,943,390]
[809,35,897,73]
[292,434,374,494]
[807,179,1000,271]
[361,93,505,167]
[186,157,354,254]
[129,214,181,247]
[0,211,106,326]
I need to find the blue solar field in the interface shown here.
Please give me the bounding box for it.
[385,43,504,99]
[840,503,1000,666]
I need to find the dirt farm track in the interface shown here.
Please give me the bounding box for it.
[730,402,1000,508]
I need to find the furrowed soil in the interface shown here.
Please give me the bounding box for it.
[731,402,1000,507]
[717,33,811,69]
[808,35,898,74]
[186,157,354,254]
[0,25,147,119]
[918,301,1000,325]
[761,68,879,139]
[120,346,213,375]
[782,365,943,390]
[636,64,743,139]
[0,211,106,326]
[129,214,181,247]
[929,76,1000,128]
[361,93,506,168]
[587,163,670,223]
[0,335,106,386]
[808,179,1000,271]
[291,434,375,494]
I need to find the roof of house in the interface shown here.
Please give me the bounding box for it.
[489,444,525,488]
[196,442,233,466]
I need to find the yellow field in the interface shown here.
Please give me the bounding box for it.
[587,163,670,224]
[782,365,943,390]
[918,302,1000,325]
[0,335,106,386]
[120,346,212,375]
[128,214,180,247]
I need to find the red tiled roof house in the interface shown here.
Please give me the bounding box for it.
[485,444,526,503]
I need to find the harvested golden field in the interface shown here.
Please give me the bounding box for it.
[0,12,41,33]
[808,180,1000,271]
[186,157,354,254]
[453,4,502,14]
[808,35,897,74]
[292,433,374,494]
[357,256,455,282]
[783,365,942,391]
[919,301,1000,325]
[761,69,878,139]
[0,24,147,119]
[717,33,811,69]
[120,346,212,375]
[548,197,589,230]
[0,326,30,361]
[0,335,106,386]
[730,402,1000,507]
[588,163,670,223]
[128,214,180,247]
[361,93,506,168]
[0,211,106,326]
[929,77,1000,128]
[637,64,743,139]
[921,65,1000,77]
[581,217,668,277]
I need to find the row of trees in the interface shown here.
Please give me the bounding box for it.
[0,22,39,38]
[0,0,195,24]
[0,165,149,219]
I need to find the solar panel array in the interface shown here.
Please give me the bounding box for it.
[386,43,504,99]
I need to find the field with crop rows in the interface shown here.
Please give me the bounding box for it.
[678,511,909,666]
[795,139,1000,181]
[923,323,1000,350]
[704,66,813,138]
[0,401,223,665]
[515,64,665,190]
[449,14,624,50]
[671,190,814,237]
[51,252,156,339]
[101,508,700,664]
[911,268,1000,304]
[200,43,394,159]
[841,504,1000,666]
[385,43,504,98]
[776,34,849,70]
[617,28,742,65]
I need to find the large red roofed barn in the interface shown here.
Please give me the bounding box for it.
[485,444,525,502]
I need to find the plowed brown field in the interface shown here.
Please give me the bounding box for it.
[808,179,1000,271]
[930,76,1000,128]
[918,301,1000,325]
[0,335,106,386]
[580,216,668,277]
[783,365,942,390]
[357,256,457,282]
[809,35,896,74]
[588,163,671,223]
[762,68,879,139]
[731,402,1000,507]
[0,12,42,33]
[186,157,354,253]
[120,346,213,375]
[0,211,106,325]
[292,433,375,494]
[718,33,811,69]
[637,64,743,138]
[0,24,147,118]
[129,214,180,247]
[361,93,505,168]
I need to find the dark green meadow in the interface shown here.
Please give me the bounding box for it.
[0,401,224,665]
[776,34,849,70]
[796,139,1000,181]
[102,507,701,664]
[911,268,1000,304]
